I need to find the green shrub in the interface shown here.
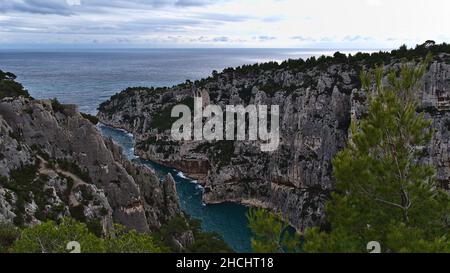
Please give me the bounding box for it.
[81,113,99,125]
[69,204,86,222]
[187,231,233,253]
[5,165,57,224]
[247,208,301,253]
[51,98,65,113]
[57,159,92,183]
[0,222,20,253]
[86,220,103,238]
[155,216,233,253]
[151,97,194,131]
[10,218,105,253]
[8,164,39,203]
[106,224,163,253]
[9,218,164,253]
[0,70,30,99]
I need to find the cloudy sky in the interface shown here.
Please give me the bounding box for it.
[0,0,448,48]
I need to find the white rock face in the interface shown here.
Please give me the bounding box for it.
[0,97,183,234]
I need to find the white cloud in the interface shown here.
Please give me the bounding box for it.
[0,0,448,48]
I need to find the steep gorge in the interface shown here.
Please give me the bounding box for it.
[97,44,450,230]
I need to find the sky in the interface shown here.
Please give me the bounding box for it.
[0,0,449,49]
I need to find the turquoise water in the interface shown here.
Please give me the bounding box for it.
[98,124,253,253]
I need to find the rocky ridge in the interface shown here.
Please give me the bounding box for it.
[97,43,450,230]
[0,95,185,237]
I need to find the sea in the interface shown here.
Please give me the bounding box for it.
[0,48,370,252]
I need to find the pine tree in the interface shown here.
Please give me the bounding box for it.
[247,208,300,253]
[303,54,450,253]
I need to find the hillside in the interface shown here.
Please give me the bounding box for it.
[97,42,450,230]
[0,75,197,250]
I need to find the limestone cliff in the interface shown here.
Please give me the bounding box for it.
[97,43,450,230]
[0,95,183,234]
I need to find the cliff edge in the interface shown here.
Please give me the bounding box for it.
[97,43,450,230]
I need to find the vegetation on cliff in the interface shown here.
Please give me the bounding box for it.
[98,42,450,115]
[81,112,99,125]
[247,208,300,253]
[303,54,450,252]
[224,41,450,76]
[0,215,233,253]
[248,55,450,253]
[0,70,30,99]
[155,215,233,253]
[1,218,164,253]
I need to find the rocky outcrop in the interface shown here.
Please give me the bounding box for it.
[0,96,183,234]
[97,45,450,230]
